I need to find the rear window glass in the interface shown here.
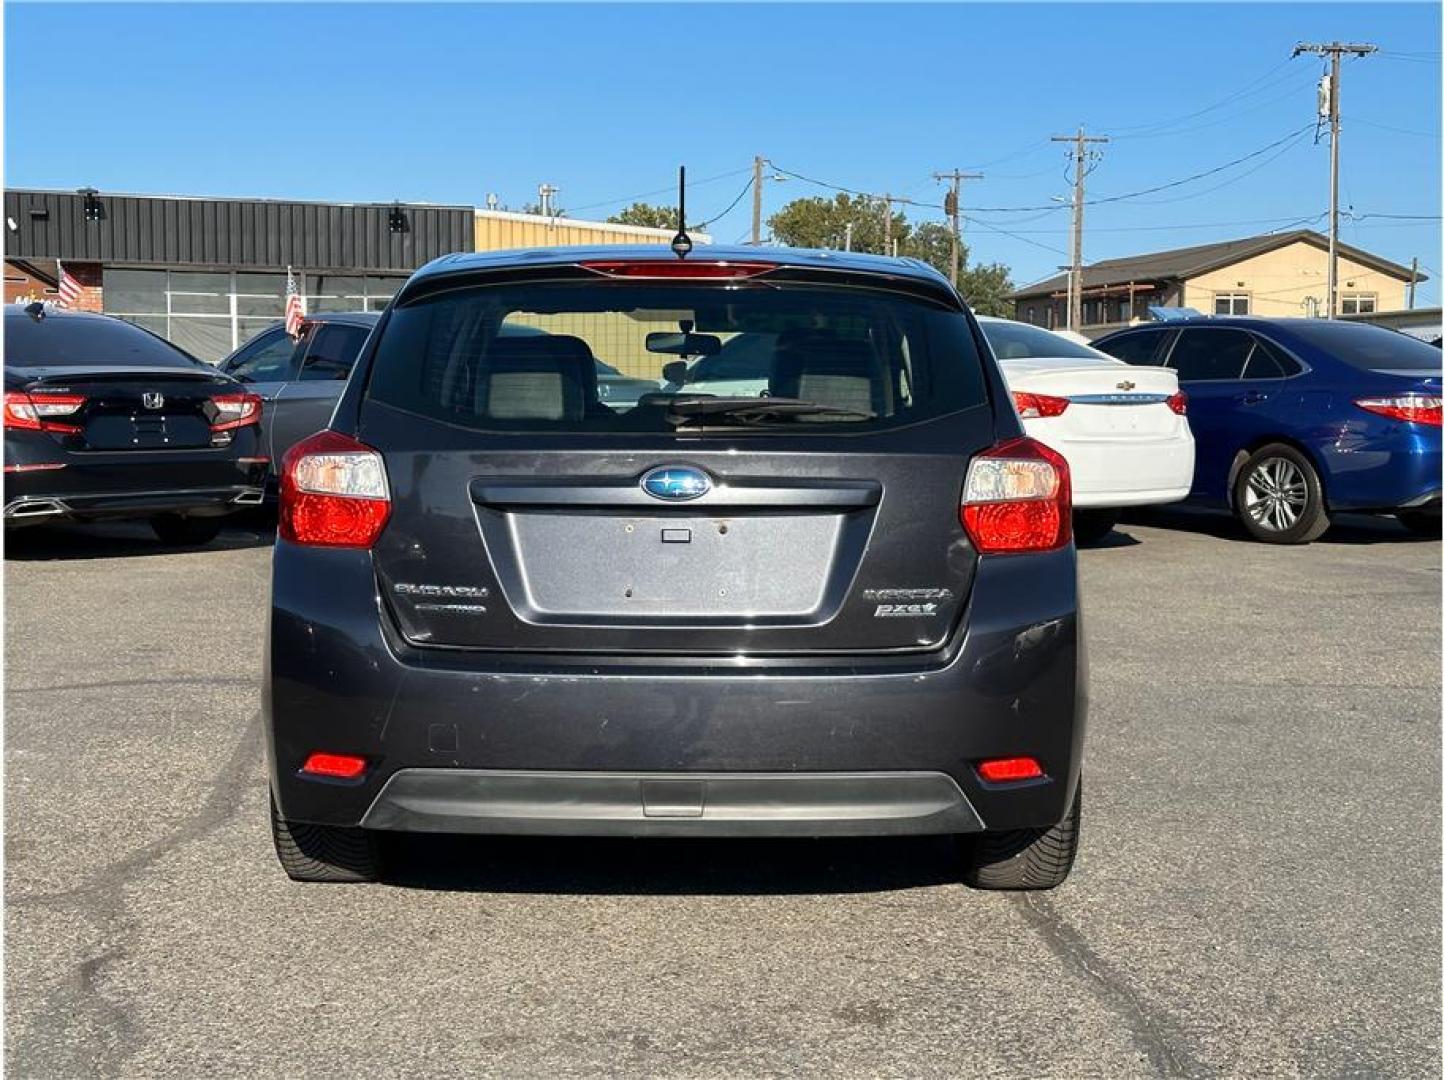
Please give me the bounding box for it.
[4,310,202,369]
[365,281,986,433]
[979,320,1108,361]
[1096,330,1170,366]
[1283,321,1443,372]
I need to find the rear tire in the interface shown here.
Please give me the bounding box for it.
[270,793,381,883]
[1396,509,1441,537]
[961,783,1080,890]
[150,514,224,546]
[1072,509,1120,546]
[1232,444,1329,545]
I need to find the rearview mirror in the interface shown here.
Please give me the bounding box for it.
[646,331,721,357]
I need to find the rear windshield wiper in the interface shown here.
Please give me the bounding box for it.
[667,395,875,427]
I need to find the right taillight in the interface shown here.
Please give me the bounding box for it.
[1011,391,1070,419]
[210,392,263,431]
[1355,395,1442,426]
[1167,390,1188,415]
[961,436,1072,554]
[279,429,391,548]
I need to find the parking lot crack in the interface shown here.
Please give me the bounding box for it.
[1016,893,1205,1077]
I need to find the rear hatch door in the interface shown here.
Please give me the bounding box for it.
[358,266,1000,656]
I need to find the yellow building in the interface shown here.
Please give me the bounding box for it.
[473,210,715,378]
[1010,229,1423,336]
[475,209,711,252]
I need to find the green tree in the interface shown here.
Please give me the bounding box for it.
[606,202,680,230]
[767,193,1015,314]
[899,221,955,277]
[767,194,908,255]
[957,262,1015,317]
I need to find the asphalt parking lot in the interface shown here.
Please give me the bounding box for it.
[4,508,1439,1078]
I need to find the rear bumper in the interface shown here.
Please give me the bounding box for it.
[266,544,1086,836]
[4,485,264,524]
[2,434,267,524]
[1025,425,1194,508]
[1318,425,1442,512]
[361,769,985,837]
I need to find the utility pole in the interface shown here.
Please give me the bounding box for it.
[843,222,853,252]
[1051,127,1108,331]
[882,195,893,255]
[750,155,765,246]
[1409,256,1418,309]
[933,169,984,288]
[1293,41,1376,318]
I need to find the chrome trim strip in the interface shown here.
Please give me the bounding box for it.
[1067,393,1171,405]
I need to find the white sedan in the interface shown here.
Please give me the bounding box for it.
[977,316,1195,544]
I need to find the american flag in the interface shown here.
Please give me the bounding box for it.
[284,267,305,338]
[56,264,83,309]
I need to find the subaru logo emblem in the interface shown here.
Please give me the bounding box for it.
[142,392,165,410]
[641,466,711,501]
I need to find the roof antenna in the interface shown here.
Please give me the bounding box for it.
[670,165,693,259]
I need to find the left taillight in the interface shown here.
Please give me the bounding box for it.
[1011,391,1070,419]
[961,436,1072,554]
[210,392,263,431]
[279,429,391,548]
[1355,395,1443,427]
[3,391,86,433]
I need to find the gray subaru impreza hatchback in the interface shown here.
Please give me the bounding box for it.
[265,245,1086,890]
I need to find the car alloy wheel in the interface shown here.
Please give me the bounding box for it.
[1243,456,1308,533]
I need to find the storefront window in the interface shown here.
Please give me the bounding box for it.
[103,268,412,362]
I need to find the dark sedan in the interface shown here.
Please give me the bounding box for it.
[3,304,266,544]
[1095,317,1441,543]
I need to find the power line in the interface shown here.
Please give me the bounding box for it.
[564,166,752,216]
[1107,60,1313,138]
[962,124,1314,213]
[1341,115,1441,138]
[695,175,755,230]
[960,213,1069,256]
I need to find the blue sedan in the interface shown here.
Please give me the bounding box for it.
[1094,317,1441,543]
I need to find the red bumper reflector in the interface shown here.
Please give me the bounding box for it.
[300,752,368,779]
[977,756,1045,783]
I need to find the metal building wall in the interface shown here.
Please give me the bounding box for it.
[4,189,474,271]
[474,210,710,252]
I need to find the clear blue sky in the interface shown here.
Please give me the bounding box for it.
[7,2,1440,303]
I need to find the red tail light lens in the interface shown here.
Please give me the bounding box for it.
[210,392,263,431]
[3,391,86,433]
[579,260,778,279]
[1011,391,1070,419]
[279,429,391,548]
[1354,395,1442,426]
[977,756,1045,783]
[300,752,368,779]
[1167,390,1188,415]
[961,436,1072,553]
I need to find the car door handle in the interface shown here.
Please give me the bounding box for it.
[1236,391,1268,405]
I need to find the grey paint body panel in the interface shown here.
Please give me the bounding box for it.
[359,769,985,837]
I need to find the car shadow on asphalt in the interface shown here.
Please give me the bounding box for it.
[1119,505,1437,546]
[381,833,962,896]
[3,514,276,561]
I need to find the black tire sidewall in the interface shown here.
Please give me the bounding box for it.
[1072,509,1120,546]
[1233,444,1328,544]
[150,514,224,546]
